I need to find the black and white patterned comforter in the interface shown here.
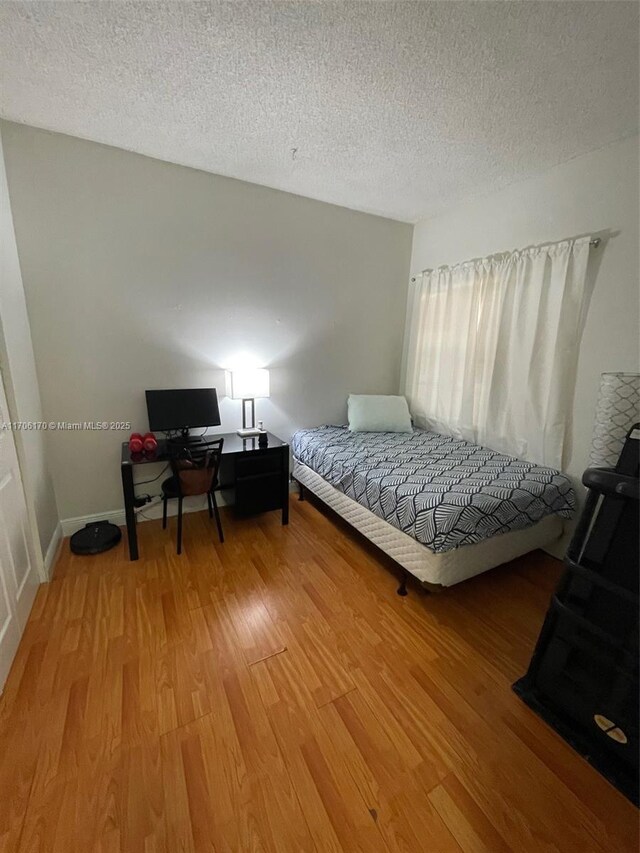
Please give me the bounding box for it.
[291,426,575,553]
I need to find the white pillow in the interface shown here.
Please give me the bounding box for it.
[347,394,413,433]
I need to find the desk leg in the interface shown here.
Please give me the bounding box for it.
[282,449,289,525]
[121,464,139,560]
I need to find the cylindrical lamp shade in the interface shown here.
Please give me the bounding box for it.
[590,372,640,467]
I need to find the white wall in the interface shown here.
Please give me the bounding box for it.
[0,129,60,571]
[409,135,639,513]
[1,121,412,523]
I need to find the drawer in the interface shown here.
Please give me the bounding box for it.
[235,451,283,478]
[235,472,283,515]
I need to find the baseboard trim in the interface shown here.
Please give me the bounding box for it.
[61,482,298,538]
[43,522,63,579]
[61,510,126,537]
[60,496,223,537]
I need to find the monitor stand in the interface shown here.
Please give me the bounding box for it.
[168,429,205,445]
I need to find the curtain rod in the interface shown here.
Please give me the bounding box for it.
[410,237,601,282]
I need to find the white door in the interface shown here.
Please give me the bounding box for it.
[0,366,39,690]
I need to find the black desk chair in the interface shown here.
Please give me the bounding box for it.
[162,438,224,554]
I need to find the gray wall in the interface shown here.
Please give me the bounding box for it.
[0,128,59,566]
[1,121,412,521]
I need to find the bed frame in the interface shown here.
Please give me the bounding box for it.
[293,459,565,594]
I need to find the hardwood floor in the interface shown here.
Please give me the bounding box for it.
[0,497,637,852]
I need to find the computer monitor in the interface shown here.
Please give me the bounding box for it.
[145,388,221,439]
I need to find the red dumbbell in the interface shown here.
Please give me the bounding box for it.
[142,432,158,453]
[129,432,144,454]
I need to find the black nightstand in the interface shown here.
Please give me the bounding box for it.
[219,432,289,522]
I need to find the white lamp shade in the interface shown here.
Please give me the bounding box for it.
[230,368,270,400]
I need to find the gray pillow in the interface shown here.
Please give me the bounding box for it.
[347,394,413,433]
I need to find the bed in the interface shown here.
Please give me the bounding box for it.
[291,426,575,590]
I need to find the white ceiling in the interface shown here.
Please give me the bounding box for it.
[0,1,637,223]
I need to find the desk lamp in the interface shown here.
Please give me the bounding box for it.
[231,369,270,437]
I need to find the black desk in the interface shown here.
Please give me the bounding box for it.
[121,432,289,560]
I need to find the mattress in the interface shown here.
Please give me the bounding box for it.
[293,460,564,587]
[291,426,574,553]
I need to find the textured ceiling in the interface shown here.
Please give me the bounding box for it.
[0,1,638,222]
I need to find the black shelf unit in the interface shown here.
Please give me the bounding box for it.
[514,425,639,806]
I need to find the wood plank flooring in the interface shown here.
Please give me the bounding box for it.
[0,497,637,852]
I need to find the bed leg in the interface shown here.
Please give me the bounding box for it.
[298,482,305,501]
[397,573,409,596]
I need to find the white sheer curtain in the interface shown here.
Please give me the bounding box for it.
[403,237,592,469]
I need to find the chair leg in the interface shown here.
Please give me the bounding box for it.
[176,497,183,555]
[207,492,213,519]
[162,496,168,529]
[210,491,224,543]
